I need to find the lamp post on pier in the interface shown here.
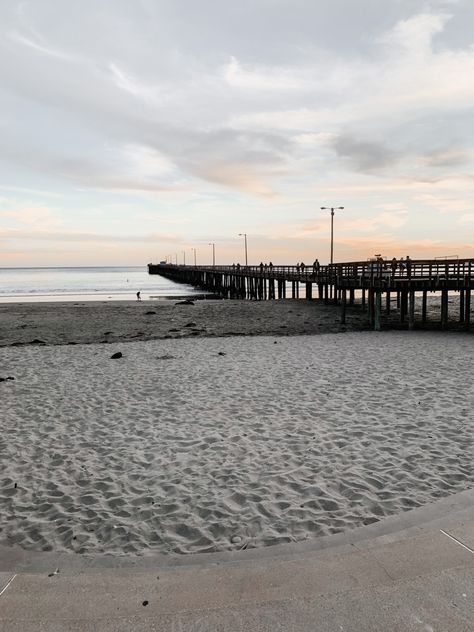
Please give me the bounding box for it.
[208,242,215,267]
[321,206,344,264]
[238,233,248,266]
[182,251,186,265]
[191,247,197,266]
[174,253,178,265]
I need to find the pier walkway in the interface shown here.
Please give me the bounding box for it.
[149,258,473,330]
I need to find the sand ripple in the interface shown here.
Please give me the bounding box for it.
[0,332,472,556]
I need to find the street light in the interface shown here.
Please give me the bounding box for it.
[208,242,215,267]
[191,247,197,266]
[321,206,344,264]
[238,233,248,266]
[174,253,178,265]
[182,251,186,266]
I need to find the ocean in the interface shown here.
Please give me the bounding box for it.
[0,266,203,303]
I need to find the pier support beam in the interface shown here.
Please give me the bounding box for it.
[422,291,427,324]
[400,291,407,324]
[374,291,382,331]
[341,289,347,324]
[408,290,415,330]
[269,278,275,300]
[465,289,471,330]
[441,289,449,329]
[368,289,374,326]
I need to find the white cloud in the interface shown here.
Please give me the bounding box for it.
[0,205,62,229]
[223,56,305,91]
[118,143,177,178]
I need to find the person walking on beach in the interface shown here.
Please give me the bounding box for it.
[136,291,141,301]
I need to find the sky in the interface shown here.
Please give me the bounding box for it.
[1,0,474,266]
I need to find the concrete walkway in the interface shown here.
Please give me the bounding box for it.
[1,490,473,631]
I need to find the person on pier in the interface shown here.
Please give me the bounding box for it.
[391,257,398,278]
[313,258,320,272]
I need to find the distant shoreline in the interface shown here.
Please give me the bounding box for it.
[0,292,213,305]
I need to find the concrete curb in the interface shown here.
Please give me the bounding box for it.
[1,487,473,574]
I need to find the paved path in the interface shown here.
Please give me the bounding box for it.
[1,490,473,631]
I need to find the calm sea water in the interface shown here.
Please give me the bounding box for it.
[0,267,202,303]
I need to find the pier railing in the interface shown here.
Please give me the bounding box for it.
[152,259,473,286]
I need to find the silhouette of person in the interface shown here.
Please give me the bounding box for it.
[136,291,141,301]
[406,255,412,278]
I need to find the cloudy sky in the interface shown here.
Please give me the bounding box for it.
[1,0,473,266]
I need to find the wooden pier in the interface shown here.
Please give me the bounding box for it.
[148,259,473,331]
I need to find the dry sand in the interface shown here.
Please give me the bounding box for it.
[0,304,472,556]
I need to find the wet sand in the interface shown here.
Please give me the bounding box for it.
[0,294,469,348]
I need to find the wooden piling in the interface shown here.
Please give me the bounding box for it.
[441,289,448,329]
[368,289,374,325]
[341,289,347,324]
[465,289,471,330]
[422,291,427,324]
[374,291,381,331]
[408,290,415,330]
[400,291,407,324]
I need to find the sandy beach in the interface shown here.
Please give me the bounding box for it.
[0,299,472,557]
[0,293,469,348]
